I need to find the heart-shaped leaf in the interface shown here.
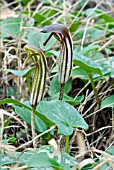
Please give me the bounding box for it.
[0,18,25,39]
[14,105,47,132]
[0,154,17,166]
[27,153,63,169]
[73,53,102,76]
[28,30,56,51]
[0,98,88,136]
[101,95,114,108]
[26,145,78,170]
[0,98,53,127]
[37,100,89,136]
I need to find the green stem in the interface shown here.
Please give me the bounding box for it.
[88,73,107,125]
[31,106,37,148]
[59,83,65,100]
[65,136,70,153]
[88,73,101,107]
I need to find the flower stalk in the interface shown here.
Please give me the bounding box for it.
[42,24,73,151]
[24,44,47,148]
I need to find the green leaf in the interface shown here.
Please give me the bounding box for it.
[109,57,114,78]
[26,145,77,169]
[8,137,16,143]
[45,50,60,58]
[96,56,114,77]
[101,95,114,108]
[4,120,12,127]
[92,52,105,61]
[52,93,83,106]
[73,53,102,76]
[18,145,77,169]
[21,0,30,6]
[42,8,58,18]
[37,100,89,136]
[33,13,52,26]
[48,76,72,97]
[76,0,88,10]
[0,18,25,39]
[81,163,94,170]
[0,145,78,169]
[63,94,84,106]
[2,137,16,145]
[84,8,97,17]
[80,45,100,55]
[27,153,62,169]
[69,20,82,32]
[4,68,34,76]
[98,146,114,170]
[27,30,40,47]
[72,67,89,79]
[7,86,18,98]
[0,98,31,110]
[14,105,47,132]
[90,28,105,42]
[60,151,78,167]
[17,151,35,165]
[21,10,51,26]
[76,30,84,41]
[0,98,53,127]
[36,145,77,167]
[0,153,17,166]
[51,65,58,73]
[28,30,56,51]
[106,146,114,155]
[100,163,109,170]
[95,9,114,22]
[0,98,88,135]
[29,166,53,170]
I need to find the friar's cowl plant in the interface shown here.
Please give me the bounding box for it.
[23,24,73,147]
[23,44,47,148]
[41,24,73,145]
[42,24,73,100]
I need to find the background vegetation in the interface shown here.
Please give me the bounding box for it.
[0,0,114,169]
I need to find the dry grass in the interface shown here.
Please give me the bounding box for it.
[0,0,114,169]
